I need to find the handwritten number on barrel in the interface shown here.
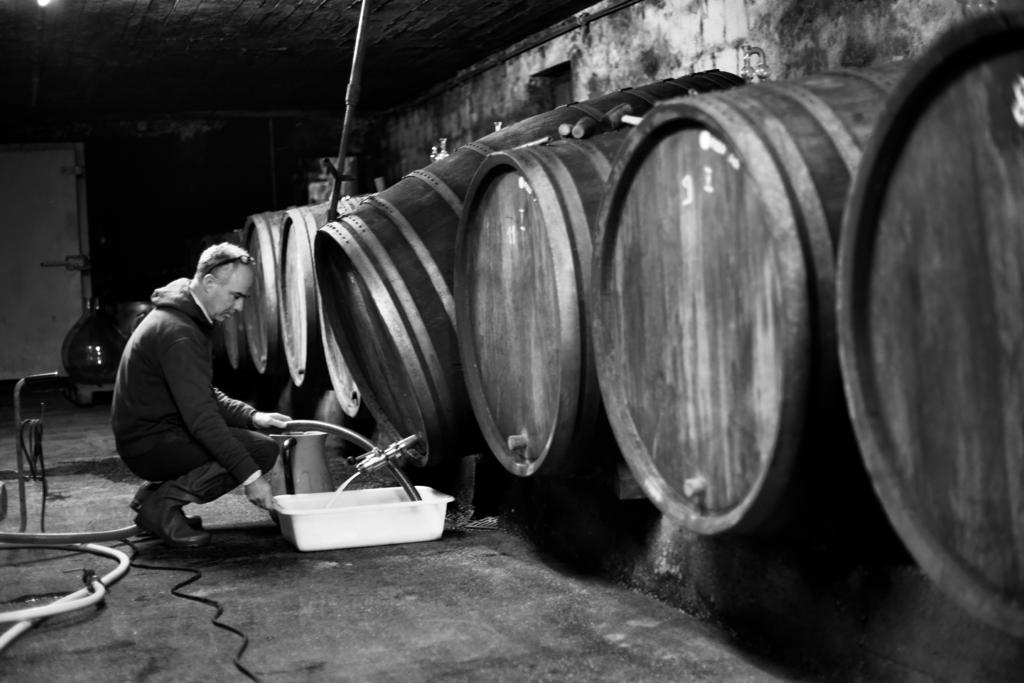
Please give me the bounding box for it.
[681,174,694,207]
[1012,74,1024,128]
[681,166,717,209]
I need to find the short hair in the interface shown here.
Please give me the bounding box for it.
[195,242,254,281]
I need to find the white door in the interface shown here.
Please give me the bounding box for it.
[0,144,89,380]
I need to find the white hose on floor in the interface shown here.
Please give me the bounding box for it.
[0,526,140,545]
[0,542,131,654]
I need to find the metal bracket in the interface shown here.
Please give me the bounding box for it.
[321,157,354,184]
[14,371,60,532]
[40,254,90,271]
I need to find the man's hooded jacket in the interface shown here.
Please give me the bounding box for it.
[112,278,260,483]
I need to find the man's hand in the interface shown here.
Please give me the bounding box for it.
[253,411,291,430]
[244,476,275,510]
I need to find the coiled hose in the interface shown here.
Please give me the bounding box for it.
[0,542,131,654]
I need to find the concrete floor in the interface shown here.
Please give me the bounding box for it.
[0,389,805,682]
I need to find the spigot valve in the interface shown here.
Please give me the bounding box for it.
[354,434,421,473]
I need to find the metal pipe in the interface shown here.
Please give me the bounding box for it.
[14,371,59,532]
[328,0,373,221]
[385,460,421,502]
[282,419,376,452]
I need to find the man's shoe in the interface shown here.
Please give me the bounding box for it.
[133,483,211,549]
[131,483,203,530]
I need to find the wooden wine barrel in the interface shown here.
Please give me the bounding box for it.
[454,130,634,476]
[278,203,328,388]
[335,193,366,215]
[278,202,361,417]
[315,196,368,418]
[837,12,1024,637]
[315,71,745,467]
[242,210,286,376]
[222,308,248,370]
[591,62,906,534]
[218,227,251,371]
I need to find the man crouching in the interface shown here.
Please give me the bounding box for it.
[112,242,290,548]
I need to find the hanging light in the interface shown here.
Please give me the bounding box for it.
[38,0,53,7]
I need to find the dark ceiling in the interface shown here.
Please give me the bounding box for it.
[1,0,599,120]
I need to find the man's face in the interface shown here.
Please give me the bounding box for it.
[204,264,254,322]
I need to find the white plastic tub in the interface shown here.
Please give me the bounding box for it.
[272,486,454,552]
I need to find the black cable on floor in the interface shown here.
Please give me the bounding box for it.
[122,539,260,682]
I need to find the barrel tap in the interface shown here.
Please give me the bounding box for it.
[354,434,423,501]
[354,434,420,473]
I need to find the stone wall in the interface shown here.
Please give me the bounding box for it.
[374,0,963,182]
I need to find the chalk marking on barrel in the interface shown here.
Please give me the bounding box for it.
[1012,74,1024,128]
